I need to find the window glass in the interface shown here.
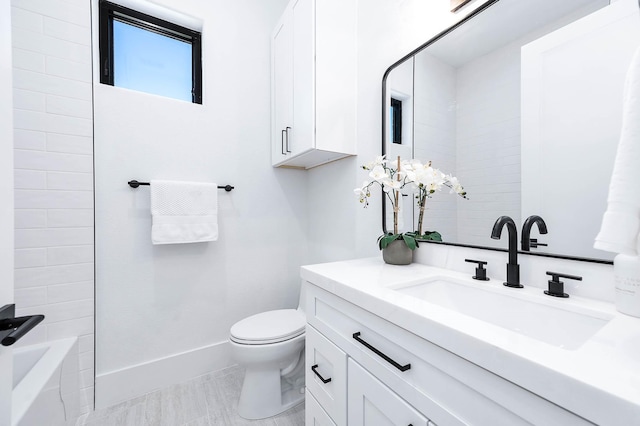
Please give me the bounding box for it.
[113,20,193,102]
[390,98,403,144]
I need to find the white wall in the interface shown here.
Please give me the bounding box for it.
[93,0,298,407]
[2,2,15,304]
[10,0,94,415]
[1,0,15,422]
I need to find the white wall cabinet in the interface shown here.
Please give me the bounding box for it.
[304,281,591,426]
[271,0,357,169]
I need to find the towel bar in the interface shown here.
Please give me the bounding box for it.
[128,180,234,192]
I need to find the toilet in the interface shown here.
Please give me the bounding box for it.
[229,290,306,419]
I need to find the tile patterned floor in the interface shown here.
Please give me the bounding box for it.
[78,366,305,426]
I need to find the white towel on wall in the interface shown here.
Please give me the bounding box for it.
[150,180,218,244]
[594,45,640,255]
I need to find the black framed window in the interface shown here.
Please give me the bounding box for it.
[98,0,202,104]
[390,98,402,144]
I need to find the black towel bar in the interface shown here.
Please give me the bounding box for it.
[128,180,234,192]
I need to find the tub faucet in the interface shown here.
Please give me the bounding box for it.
[0,304,44,346]
[491,216,522,288]
[521,215,548,251]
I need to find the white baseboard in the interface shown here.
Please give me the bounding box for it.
[95,340,233,409]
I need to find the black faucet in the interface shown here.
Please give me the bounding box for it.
[491,216,522,288]
[521,215,548,251]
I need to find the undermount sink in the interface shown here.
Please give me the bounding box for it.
[392,277,612,350]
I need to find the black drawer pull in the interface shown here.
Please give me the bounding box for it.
[311,364,332,383]
[281,129,286,155]
[353,332,411,372]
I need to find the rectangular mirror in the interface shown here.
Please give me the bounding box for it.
[383,0,640,262]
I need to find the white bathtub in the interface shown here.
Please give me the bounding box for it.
[12,337,80,426]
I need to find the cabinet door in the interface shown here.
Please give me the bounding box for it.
[306,325,347,425]
[348,359,429,426]
[271,8,293,165]
[306,389,337,426]
[291,0,315,156]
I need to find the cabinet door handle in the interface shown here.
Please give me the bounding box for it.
[353,332,411,372]
[281,129,286,155]
[285,126,291,153]
[311,364,332,383]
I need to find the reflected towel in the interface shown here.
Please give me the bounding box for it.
[595,45,640,255]
[150,180,218,244]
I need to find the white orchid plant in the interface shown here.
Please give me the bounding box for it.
[355,155,467,250]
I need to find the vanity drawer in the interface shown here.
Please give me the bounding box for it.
[305,282,591,426]
[306,389,337,426]
[306,324,347,426]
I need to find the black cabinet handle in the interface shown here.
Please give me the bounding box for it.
[281,129,286,155]
[352,332,411,372]
[285,126,291,153]
[311,364,332,383]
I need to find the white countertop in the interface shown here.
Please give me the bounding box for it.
[301,257,640,425]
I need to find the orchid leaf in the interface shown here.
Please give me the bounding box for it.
[420,231,442,241]
[378,233,400,249]
[378,232,419,250]
[402,234,417,250]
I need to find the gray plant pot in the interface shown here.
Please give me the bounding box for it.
[382,239,413,265]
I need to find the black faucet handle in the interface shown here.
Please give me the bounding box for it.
[546,271,582,281]
[544,271,582,298]
[530,238,548,248]
[465,259,489,281]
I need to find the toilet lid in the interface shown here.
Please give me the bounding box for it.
[230,309,305,343]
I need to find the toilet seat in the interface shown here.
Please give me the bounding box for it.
[230,309,305,345]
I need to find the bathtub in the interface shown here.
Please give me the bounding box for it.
[12,337,80,426]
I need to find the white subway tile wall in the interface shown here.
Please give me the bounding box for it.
[413,51,458,241]
[455,41,522,248]
[11,0,94,415]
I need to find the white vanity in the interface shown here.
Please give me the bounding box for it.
[302,258,640,425]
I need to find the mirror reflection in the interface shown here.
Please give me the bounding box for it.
[383,0,640,261]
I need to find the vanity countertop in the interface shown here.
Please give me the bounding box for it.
[301,257,640,425]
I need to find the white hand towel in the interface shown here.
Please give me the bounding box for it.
[150,180,218,244]
[595,45,640,255]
